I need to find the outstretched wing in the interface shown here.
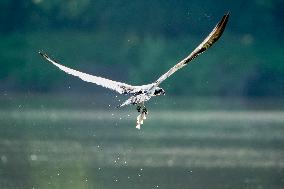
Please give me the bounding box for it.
[39,51,138,94]
[153,13,229,87]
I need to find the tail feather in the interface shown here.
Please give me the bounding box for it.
[117,97,133,108]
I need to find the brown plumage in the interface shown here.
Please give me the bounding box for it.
[153,13,229,87]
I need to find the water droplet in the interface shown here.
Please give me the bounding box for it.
[30,154,37,161]
[1,155,7,163]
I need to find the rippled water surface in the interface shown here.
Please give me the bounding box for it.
[1,106,283,189]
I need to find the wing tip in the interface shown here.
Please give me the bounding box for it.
[38,50,49,60]
[212,12,229,41]
[38,50,43,56]
[224,12,230,22]
[225,11,230,17]
[38,50,59,65]
[219,12,230,27]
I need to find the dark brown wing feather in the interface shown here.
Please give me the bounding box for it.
[153,13,229,86]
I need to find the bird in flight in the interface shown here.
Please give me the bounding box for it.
[39,13,229,129]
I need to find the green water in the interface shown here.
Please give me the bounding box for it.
[0,106,283,189]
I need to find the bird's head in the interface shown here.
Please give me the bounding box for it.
[153,87,165,96]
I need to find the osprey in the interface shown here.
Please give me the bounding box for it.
[39,13,229,129]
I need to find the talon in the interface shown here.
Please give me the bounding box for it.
[136,106,141,112]
[142,107,148,114]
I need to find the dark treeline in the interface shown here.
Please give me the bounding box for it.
[0,0,283,97]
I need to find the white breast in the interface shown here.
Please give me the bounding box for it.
[133,94,152,104]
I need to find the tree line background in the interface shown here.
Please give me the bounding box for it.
[0,0,283,97]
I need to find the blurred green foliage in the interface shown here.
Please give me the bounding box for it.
[0,0,283,97]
